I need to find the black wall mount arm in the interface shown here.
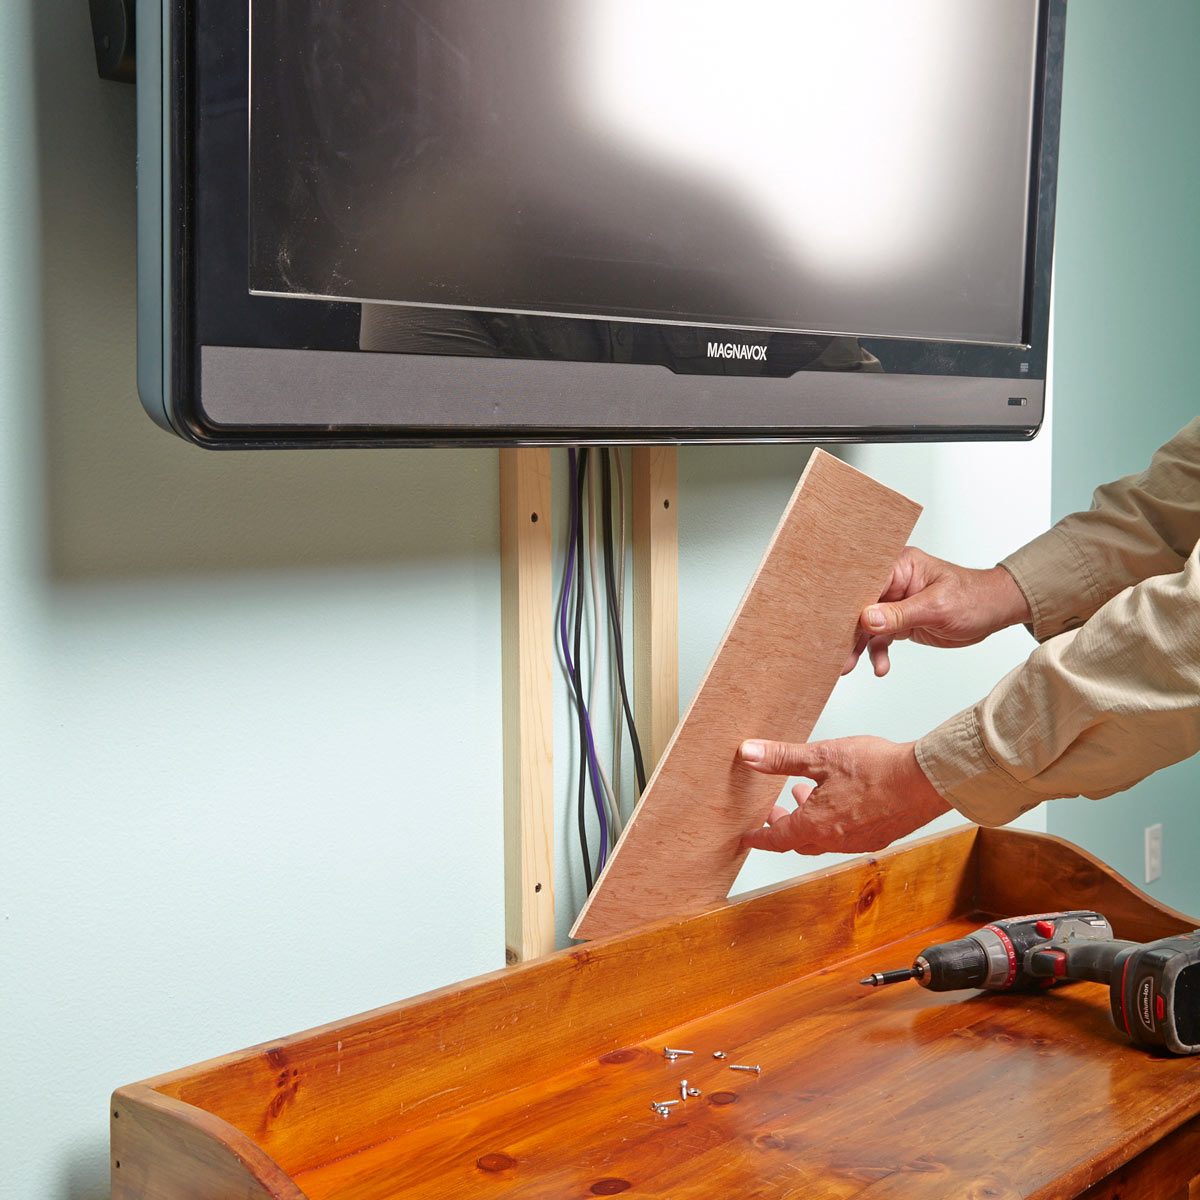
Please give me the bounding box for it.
[89,0,136,83]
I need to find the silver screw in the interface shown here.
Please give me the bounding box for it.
[663,1047,694,1058]
[729,1064,761,1074]
[712,1051,726,1059]
[687,1087,701,1097]
[680,1079,688,1101]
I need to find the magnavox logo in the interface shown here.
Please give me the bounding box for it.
[708,342,767,361]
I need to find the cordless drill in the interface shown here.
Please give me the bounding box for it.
[860,910,1200,1055]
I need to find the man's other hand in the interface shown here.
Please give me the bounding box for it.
[843,548,1032,678]
[737,736,951,855]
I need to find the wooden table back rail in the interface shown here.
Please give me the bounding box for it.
[112,827,1200,1200]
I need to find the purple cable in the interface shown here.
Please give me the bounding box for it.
[559,449,610,872]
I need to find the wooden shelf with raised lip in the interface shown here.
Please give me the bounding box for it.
[111,827,1200,1200]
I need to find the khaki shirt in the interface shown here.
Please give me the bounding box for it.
[916,417,1200,826]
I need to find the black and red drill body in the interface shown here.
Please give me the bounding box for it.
[861,910,1200,1056]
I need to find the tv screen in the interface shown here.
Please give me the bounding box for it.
[250,0,1037,346]
[138,0,1064,446]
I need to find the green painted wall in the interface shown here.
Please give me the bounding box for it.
[0,3,1094,1198]
[1045,0,1200,916]
[1,8,509,1199]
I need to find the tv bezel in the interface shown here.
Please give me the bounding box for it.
[139,0,1065,448]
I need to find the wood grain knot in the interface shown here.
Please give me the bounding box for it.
[590,1180,631,1195]
[903,1158,946,1174]
[599,1048,639,1065]
[856,880,880,915]
[964,1181,1019,1200]
[266,1068,301,1119]
[707,1091,739,1106]
[476,1153,517,1173]
[265,1047,287,1069]
[754,1133,788,1151]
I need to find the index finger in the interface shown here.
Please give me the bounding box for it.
[738,739,828,780]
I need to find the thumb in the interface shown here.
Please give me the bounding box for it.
[738,739,826,779]
[862,591,942,639]
[740,807,801,853]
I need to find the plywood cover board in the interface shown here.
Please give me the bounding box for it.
[571,449,921,941]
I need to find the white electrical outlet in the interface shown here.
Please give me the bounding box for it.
[1144,823,1163,884]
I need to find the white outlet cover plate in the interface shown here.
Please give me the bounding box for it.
[1144,823,1163,884]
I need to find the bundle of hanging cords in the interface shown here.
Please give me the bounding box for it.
[558,448,647,892]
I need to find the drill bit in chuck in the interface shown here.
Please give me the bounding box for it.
[859,967,919,987]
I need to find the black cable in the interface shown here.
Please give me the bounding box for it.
[600,450,648,794]
[568,450,593,894]
[578,446,609,868]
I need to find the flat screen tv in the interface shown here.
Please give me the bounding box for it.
[138,0,1065,447]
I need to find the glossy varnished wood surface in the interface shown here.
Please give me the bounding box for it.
[139,828,978,1179]
[976,827,1198,943]
[291,916,1200,1200]
[1075,1113,1200,1200]
[112,829,1200,1198]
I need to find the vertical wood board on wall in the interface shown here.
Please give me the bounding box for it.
[572,450,921,941]
[500,448,556,962]
[632,446,680,772]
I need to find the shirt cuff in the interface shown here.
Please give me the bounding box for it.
[915,706,1044,828]
[1000,525,1100,643]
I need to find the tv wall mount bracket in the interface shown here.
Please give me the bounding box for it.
[89,0,136,84]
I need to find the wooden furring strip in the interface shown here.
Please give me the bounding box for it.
[632,445,680,773]
[572,449,920,941]
[500,448,555,963]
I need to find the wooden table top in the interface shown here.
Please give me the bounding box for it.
[293,915,1200,1200]
[112,829,1200,1200]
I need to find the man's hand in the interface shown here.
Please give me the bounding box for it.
[844,547,1032,678]
[737,736,951,854]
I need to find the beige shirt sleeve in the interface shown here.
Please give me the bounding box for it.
[916,417,1200,826]
[1001,417,1200,642]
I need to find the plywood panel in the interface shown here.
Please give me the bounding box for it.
[572,450,921,940]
